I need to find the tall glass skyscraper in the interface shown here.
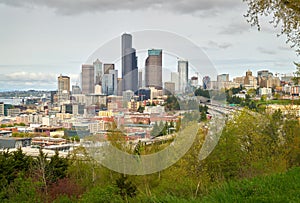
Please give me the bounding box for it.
[145,49,162,90]
[93,59,102,85]
[122,33,138,93]
[102,70,118,96]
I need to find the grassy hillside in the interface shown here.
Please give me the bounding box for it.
[201,167,300,203]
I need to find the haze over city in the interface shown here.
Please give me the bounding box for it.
[0,0,298,91]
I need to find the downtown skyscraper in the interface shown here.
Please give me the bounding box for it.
[57,74,70,103]
[145,49,162,90]
[121,33,138,93]
[93,59,102,85]
[81,64,95,94]
[178,59,188,93]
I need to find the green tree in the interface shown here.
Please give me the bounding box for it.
[137,106,145,113]
[195,88,210,98]
[115,176,137,201]
[107,122,126,151]
[200,111,207,121]
[47,151,69,183]
[4,176,40,203]
[165,95,180,111]
[292,62,300,85]
[80,185,122,203]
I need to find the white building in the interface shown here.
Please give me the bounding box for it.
[259,87,272,96]
[0,102,4,116]
[178,60,188,93]
[144,105,165,115]
[171,72,179,92]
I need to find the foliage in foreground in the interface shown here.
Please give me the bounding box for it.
[202,167,300,203]
[0,109,300,202]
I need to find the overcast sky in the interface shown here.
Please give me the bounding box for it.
[0,0,298,91]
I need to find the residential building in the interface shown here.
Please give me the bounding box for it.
[7,108,21,117]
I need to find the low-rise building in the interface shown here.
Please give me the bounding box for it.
[0,131,12,137]
[32,137,67,146]
[291,85,300,96]
[259,87,272,96]
[0,137,31,149]
[144,105,165,115]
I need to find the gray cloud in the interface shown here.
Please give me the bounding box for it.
[0,72,56,90]
[0,0,239,15]
[219,21,251,35]
[207,40,233,50]
[257,47,276,55]
[0,71,80,91]
[278,45,294,52]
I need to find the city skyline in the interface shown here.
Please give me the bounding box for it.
[0,1,298,91]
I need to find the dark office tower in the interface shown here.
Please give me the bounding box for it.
[93,59,102,85]
[81,65,95,94]
[121,33,138,93]
[145,49,162,90]
[104,64,115,74]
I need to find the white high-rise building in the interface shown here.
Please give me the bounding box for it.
[178,59,188,93]
[93,59,103,85]
[171,72,179,92]
[0,102,4,116]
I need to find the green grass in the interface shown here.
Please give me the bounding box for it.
[53,167,300,202]
[201,167,300,203]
